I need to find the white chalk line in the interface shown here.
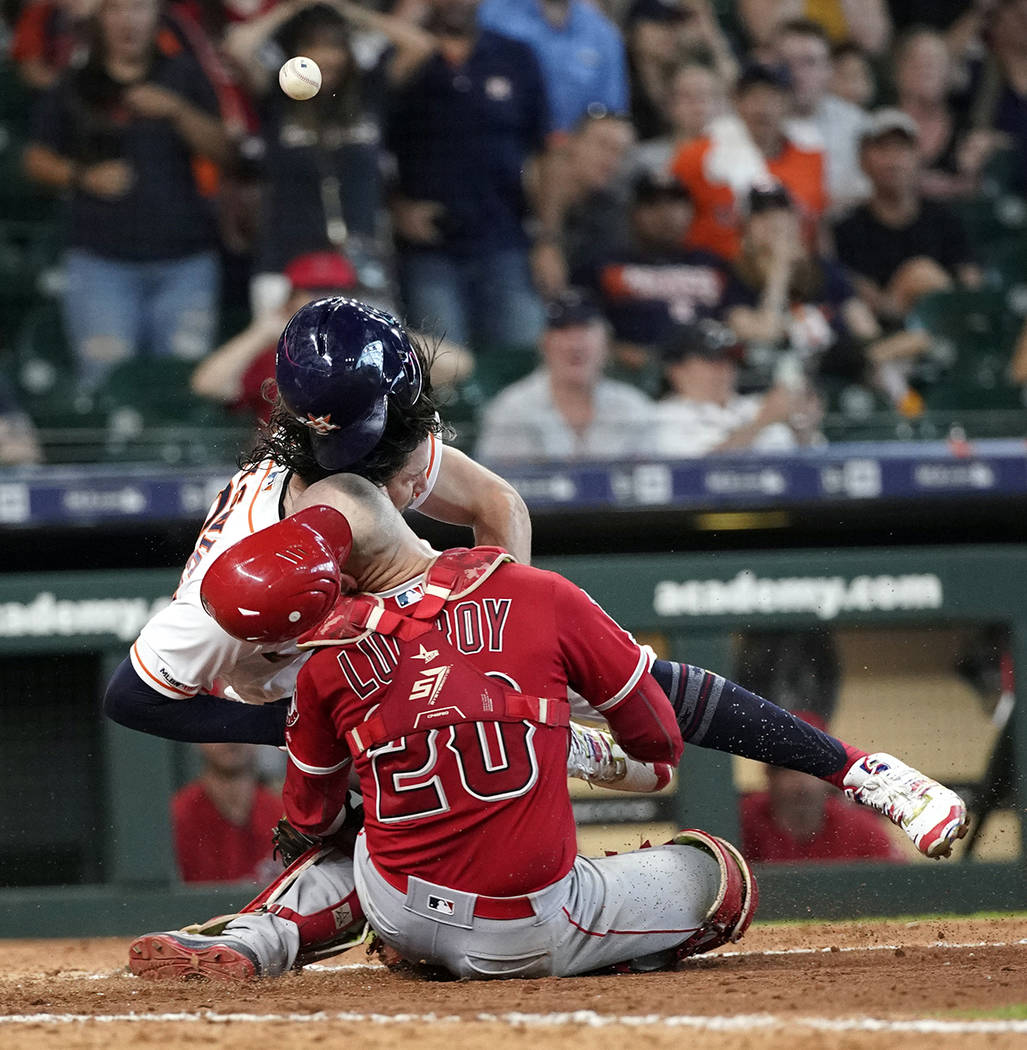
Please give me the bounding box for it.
[698,936,1027,960]
[1,1009,1027,1035]
[54,936,1027,981]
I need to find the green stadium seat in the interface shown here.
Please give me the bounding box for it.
[103,356,221,422]
[435,346,537,452]
[101,356,254,465]
[951,192,1027,254]
[0,125,59,225]
[988,240,1027,293]
[0,62,33,129]
[911,289,1027,413]
[606,353,664,399]
[465,345,538,400]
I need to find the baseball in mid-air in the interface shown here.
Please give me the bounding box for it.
[279,56,322,100]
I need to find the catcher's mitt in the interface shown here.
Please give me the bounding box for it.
[272,818,320,868]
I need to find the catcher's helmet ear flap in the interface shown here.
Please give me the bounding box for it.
[200,506,352,645]
[276,297,423,471]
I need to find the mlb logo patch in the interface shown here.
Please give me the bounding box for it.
[396,585,424,608]
[427,895,455,916]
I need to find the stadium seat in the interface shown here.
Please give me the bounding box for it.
[439,346,537,450]
[911,289,1027,413]
[988,240,1027,295]
[0,124,59,226]
[102,356,253,465]
[952,191,1027,258]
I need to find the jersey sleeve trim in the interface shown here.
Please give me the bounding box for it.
[592,647,650,714]
[409,432,442,511]
[321,801,352,836]
[130,641,197,699]
[286,746,352,776]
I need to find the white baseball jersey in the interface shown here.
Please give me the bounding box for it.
[131,438,444,704]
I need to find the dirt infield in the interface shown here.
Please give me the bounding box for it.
[2,916,1025,1050]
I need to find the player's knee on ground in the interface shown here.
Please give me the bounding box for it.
[670,830,758,960]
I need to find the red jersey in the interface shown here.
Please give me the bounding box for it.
[284,554,681,898]
[740,791,903,864]
[234,345,277,424]
[172,781,283,883]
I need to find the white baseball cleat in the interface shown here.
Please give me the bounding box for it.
[568,722,627,784]
[843,752,969,858]
[567,723,673,792]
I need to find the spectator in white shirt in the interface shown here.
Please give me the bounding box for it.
[655,318,821,457]
[476,288,656,464]
[775,18,870,212]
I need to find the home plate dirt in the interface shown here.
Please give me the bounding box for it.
[1,917,1025,1050]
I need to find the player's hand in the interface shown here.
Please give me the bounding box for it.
[392,198,445,244]
[530,240,567,297]
[122,83,185,121]
[78,159,134,198]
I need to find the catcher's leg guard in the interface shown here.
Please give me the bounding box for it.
[182,845,367,969]
[670,829,757,959]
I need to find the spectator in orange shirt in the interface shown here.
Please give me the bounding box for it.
[172,742,283,884]
[670,62,827,260]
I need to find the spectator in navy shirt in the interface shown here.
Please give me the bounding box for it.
[580,171,735,378]
[23,0,230,392]
[832,109,982,327]
[388,0,550,352]
[223,0,435,314]
[477,0,627,134]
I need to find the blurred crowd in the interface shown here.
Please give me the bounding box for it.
[2,0,1027,466]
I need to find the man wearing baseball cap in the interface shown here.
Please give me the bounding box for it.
[833,108,982,324]
[475,287,656,463]
[654,318,819,456]
[580,172,736,380]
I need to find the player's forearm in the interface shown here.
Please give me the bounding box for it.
[418,448,533,563]
[602,677,683,766]
[103,657,288,744]
[468,481,531,563]
[282,771,352,839]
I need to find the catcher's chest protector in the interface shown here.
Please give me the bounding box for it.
[299,548,571,755]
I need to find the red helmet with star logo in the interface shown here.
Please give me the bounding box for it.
[199,506,352,644]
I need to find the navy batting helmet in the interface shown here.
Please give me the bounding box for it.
[276,297,423,471]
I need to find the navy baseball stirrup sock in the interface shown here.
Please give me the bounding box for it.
[651,659,852,778]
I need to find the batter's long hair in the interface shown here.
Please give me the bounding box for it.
[241,334,448,486]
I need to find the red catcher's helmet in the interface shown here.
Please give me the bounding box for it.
[200,506,352,644]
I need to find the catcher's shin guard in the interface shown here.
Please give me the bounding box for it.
[670,829,757,959]
[183,844,368,966]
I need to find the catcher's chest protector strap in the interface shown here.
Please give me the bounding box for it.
[344,624,569,756]
[298,548,513,648]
